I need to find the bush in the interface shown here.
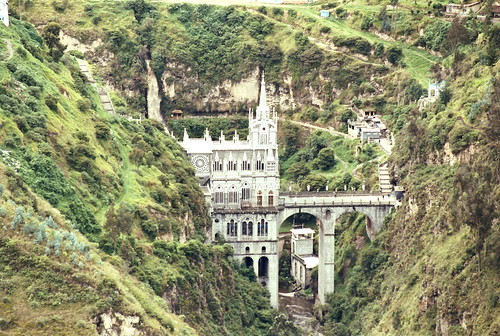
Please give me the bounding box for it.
[320,26,331,34]
[313,148,336,170]
[45,94,59,111]
[386,46,403,65]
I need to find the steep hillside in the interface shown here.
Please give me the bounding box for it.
[315,13,500,335]
[0,18,276,335]
[13,0,431,121]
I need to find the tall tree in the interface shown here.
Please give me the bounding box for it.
[41,22,66,62]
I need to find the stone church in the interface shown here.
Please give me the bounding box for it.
[180,74,280,306]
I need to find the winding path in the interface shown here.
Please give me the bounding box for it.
[279,117,354,139]
[2,38,13,61]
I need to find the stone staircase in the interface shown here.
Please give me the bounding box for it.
[76,58,115,115]
[378,162,392,194]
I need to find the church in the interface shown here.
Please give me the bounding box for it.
[180,74,280,307]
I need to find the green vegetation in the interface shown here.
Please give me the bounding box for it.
[3,0,499,335]
[0,18,277,335]
[280,126,382,192]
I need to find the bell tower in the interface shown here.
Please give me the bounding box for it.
[249,73,278,147]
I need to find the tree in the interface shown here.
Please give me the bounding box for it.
[453,164,497,272]
[301,174,327,191]
[305,130,331,159]
[125,0,155,22]
[442,17,471,56]
[41,22,66,62]
[269,313,301,336]
[105,204,135,252]
[288,161,310,181]
[386,46,403,65]
[281,121,301,159]
[313,147,336,171]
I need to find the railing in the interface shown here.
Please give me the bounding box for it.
[280,191,390,197]
[279,197,397,207]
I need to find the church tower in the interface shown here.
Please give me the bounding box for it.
[249,73,278,148]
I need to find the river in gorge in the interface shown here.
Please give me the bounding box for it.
[278,290,323,335]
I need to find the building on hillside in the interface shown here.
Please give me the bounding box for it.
[493,2,500,17]
[418,81,445,110]
[171,109,183,118]
[347,116,387,141]
[180,74,280,307]
[445,1,482,16]
[0,0,9,27]
[290,228,318,288]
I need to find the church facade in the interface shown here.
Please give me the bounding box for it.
[179,75,281,307]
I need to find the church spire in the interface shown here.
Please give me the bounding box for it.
[256,71,270,120]
[259,72,267,109]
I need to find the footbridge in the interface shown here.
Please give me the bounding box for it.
[277,191,397,303]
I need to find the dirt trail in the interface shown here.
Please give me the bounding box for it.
[3,39,13,61]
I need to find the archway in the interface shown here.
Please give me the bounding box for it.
[278,212,321,294]
[258,256,269,287]
[244,256,253,268]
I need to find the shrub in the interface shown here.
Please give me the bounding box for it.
[320,26,331,34]
[386,46,403,65]
[45,94,59,111]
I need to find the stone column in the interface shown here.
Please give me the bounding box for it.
[318,216,335,304]
[267,250,279,308]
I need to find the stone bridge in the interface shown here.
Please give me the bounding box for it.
[277,191,397,303]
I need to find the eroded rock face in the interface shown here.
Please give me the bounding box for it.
[95,312,144,336]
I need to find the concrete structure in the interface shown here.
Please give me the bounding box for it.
[179,74,397,307]
[493,2,500,18]
[290,228,318,288]
[348,116,387,141]
[0,0,9,27]
[445,1,482,16]
[418,81,445,110]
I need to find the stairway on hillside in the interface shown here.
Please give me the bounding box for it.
[76,58,115,115]
[378,162,392,194]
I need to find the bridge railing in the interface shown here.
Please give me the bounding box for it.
[280,191,391,197]
[278,199,397,207]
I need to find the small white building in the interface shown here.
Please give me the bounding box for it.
[290,228,318,288]
[0,0,9,27]
[445,1,482,17]
[418,81,445,110]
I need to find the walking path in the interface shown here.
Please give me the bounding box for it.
[279,118,355,139]
[2,39,13,60]
[378,162,392,193]
[76,58,116,115]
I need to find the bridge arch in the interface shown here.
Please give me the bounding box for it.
[277,208,334,304]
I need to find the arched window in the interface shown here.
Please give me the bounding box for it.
[214,187,224,204]
[242,221,253,237]
[257,191,263,206]
[244,256,253,267]
[257,219,268,237]
[261,246,266,253]
[227,160,237,171]
[268,191,274,206]
[227,219,237,237]
[242,160,251,170]
[245,246,250,254]
[256,160,264,171]
[228,186,238,204]
[241,183,250,201]
[258,257,269,277]
[213,160,223,171]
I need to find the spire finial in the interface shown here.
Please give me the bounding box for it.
[259,71,267,109]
